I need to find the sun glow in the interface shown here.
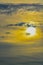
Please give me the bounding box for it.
[25,27,36,36]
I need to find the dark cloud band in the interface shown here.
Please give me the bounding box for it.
[0,3,43,15]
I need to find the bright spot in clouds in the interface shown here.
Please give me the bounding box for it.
[25,27,36,36]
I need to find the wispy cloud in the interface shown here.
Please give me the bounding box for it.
[6,22,25,27]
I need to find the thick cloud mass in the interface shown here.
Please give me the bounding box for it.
[0,4,43,14]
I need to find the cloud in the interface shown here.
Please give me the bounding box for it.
[0,42,43,65]
[5,22,36,29]
[0,55,43,65]
[0,4,43,15]
[6,22,25,27]
[5,32,11,34]
[0,36,5,39]
[0,43,12,49]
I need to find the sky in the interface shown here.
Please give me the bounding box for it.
[0,0,43,4]
[0,0,43,65]
[0,3,43,44]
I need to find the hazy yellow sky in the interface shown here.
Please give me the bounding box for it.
[0,0,43,4]
[0,0,43,60]
[0,11,43,44]
[0,2,43,45]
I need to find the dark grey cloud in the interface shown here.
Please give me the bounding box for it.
[5,32,11,34]
[6,22,25,27]
[0,43,12,49]
[0,3,43,15]
[0,36,5,39]
[0,42,43,65]
[0,56,43,65]
[5,22,36,28]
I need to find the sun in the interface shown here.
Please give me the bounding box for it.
[25,27,36,36]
